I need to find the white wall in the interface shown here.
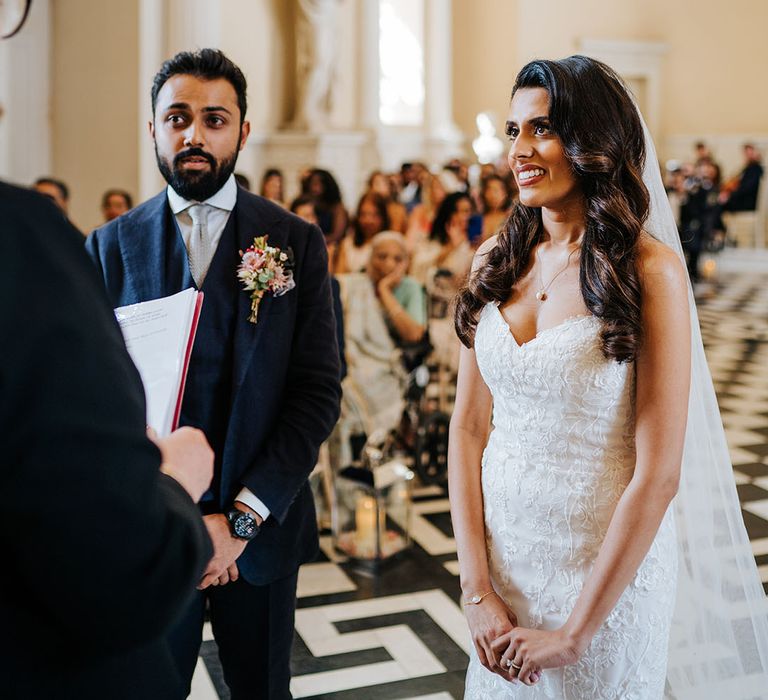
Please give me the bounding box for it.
[0,0,51,186]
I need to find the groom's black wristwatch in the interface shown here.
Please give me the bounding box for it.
[225,508,260,541]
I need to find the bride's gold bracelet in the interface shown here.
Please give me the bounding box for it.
[463,590,494,606]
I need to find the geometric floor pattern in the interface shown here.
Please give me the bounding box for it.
[696,253,768,595]
[190,249,768,699]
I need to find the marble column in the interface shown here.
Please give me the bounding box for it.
[137,0,222,201]
[423,0,463,165]
[137,0,166,201]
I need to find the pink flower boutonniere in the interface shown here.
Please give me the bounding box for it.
[237,236,295,323]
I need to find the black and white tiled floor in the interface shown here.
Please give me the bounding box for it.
[191,249,768,699]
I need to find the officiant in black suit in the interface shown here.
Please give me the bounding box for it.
[86,49,341,699]
[1,180,215,699]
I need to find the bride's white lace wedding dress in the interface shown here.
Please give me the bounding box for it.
[464,302,678,700]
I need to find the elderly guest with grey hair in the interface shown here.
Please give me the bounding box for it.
[333,232,427,462]
[366,231,426,344]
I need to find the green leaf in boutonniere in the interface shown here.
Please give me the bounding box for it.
[237,236,296,323]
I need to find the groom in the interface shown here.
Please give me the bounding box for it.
[86,49,341,699]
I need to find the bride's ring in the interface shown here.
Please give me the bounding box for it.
[511,661,523,671]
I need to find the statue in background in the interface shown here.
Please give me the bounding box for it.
[291,0,341,131]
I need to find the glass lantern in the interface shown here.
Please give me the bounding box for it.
[333,447,414,571]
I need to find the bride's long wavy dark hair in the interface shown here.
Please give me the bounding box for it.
[455,56,649,362]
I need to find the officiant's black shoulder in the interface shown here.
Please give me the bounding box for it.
[1,180,82,248]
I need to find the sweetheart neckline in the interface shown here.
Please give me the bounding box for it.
[492,304,598,348]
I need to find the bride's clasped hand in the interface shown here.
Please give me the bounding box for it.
[493,624,585,685]
[463,592,519,677]
[464,590,587,687]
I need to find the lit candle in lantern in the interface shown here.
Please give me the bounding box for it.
[355,496,377,556]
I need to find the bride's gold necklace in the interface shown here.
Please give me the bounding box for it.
[535,246,578,302]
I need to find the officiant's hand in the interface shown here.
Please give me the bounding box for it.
[198,515,248,589]
[494,626,582,685]
[152,427,214,503]
[464,592,519,678]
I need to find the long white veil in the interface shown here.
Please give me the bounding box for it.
[638,112,768,699]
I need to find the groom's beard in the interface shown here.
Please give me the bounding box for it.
[157,145,239,202]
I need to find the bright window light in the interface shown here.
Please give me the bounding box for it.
[378,0,425,126]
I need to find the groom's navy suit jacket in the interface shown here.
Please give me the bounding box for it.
[86,188,341,585]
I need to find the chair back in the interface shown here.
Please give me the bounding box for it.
[754,170,767,248]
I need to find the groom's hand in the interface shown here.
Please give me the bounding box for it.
[198,514,248,589]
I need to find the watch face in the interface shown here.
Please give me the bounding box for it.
[233,513,258,539]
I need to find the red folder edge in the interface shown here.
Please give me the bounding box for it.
[171,291,204,432]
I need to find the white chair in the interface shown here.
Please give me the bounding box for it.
[722,173,767,248]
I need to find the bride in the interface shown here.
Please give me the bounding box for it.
[449,55,768,699]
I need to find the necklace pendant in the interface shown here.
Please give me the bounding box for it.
[536,289,547,302]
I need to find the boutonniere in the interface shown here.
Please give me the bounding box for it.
[237,236,295,323]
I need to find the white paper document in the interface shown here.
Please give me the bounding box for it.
[115,288,203,437]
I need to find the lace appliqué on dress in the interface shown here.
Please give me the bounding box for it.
[464,303,678,700]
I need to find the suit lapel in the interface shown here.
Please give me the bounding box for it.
[117,191,170,302]
[231,191,291,392]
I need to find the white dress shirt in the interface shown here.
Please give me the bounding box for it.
[166,175,271,523]
[166,174,237,258]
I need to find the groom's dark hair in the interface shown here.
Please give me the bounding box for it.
[151,48,248,124]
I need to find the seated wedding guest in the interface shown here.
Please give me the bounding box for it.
[334,232,425,463]
[694,140,713,166]
[297,166,312,193]
[479,163,498,180]
[368,169,408,233]
[502,167,519,206]
[444,158,470,193]
[388,169,404,202]
[34,176,81,234]
[680,159,725,281]
[293,193,332,263]
[410,191,474,287]
[478,174,513,243]
[1,181,214,699]
[293,194,336,264]
[335,192,390,273]
[666,164,687,228]
[304,167,349,243]
[720,143,764,211]
[405,171,447,251]
[234,172,251,190]
[34,176,70,214]
[101,188,133,222]
[290,194,319,226]
[292,195,347,379]
[366,231,426,344]
[399,162,422,213]
[260,167,285,207]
